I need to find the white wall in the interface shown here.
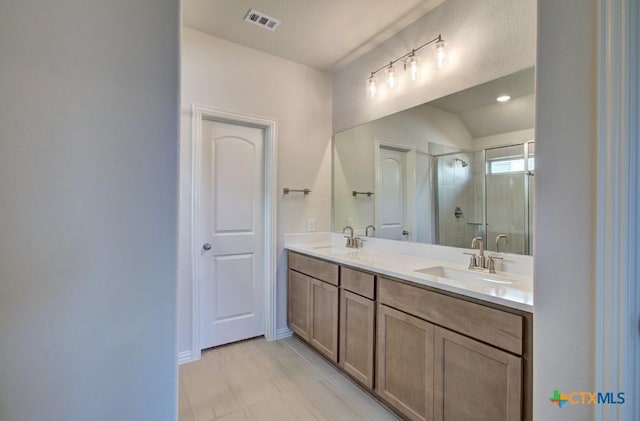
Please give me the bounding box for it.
[534,0,597,419]
[179,28,332,355]
[0,1,179,420]
[332,0,536,132]
[474,128,535,150]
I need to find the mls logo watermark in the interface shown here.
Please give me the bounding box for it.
[550,390,625,408]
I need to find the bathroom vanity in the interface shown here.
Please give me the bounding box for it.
[286,239,532,421]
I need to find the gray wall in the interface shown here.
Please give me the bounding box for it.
[0,1,180,420]
[534,0,597,419]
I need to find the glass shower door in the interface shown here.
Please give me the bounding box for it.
[434,151,482,249]
[485,144,528,254]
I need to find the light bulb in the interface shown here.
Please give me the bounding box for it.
[386,64,396,89]
[435,40,446,69]
[406,53,420,80]
[366,75,377,99]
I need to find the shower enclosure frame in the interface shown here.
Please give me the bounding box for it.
[433,141,534,255]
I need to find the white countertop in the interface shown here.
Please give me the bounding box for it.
[285,237,533,313]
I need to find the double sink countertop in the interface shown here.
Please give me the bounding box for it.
[285,238,533,313]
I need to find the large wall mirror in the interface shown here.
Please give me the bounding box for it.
[333,67,535,255]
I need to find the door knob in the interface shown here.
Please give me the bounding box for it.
[202,243,212,251]
[402,230,409,236]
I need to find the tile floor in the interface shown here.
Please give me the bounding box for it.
[179,336,398,420]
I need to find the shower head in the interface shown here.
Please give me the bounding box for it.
[454,158,468,167]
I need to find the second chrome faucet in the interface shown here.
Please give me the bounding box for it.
[343,225,376,248]
[464,236,502,273]
[365,225,376,237]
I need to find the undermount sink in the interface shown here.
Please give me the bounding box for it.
[311,245,357,255]
[414,265,515,285]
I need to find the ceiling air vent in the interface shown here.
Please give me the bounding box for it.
[243,9,282,31]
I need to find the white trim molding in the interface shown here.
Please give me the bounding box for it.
[275,327,293,340]
[178,351,192,365]
[190,105,278,361]
[596,0,639,419]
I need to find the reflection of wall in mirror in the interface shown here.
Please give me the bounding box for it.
[333,65,536,251]
[334,104,472,239]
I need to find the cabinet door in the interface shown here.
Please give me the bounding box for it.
[309,278,339,362]
[376,304,434,421]
[339,289,375,388]
[287,269,311,340]
[434,327,522,421]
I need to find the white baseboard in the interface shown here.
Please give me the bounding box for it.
[275,327,293,340]
[178,350,193,365]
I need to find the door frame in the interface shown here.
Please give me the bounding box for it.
[190,105,277,361]
[373,139,416,241]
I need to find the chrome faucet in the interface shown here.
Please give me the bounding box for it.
[365,225,376,237]
[343,226,356,248]
[496,234,509,253]
[464,236,503,273]
[471,236,485,268]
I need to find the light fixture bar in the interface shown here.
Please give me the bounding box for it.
[368,34,443,77]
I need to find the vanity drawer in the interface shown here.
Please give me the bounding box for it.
[341,266,375,299]
[378,277,523,355]
[288,251,339,286]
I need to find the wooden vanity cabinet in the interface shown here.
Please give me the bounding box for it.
[377,304,434,421]
[287,252,339,362]
[339,267,376,389]
[378,276,526,421]
[309,278,339,361]
[287,250,531,421]
[287,269,311,340]
[433,327,522,421]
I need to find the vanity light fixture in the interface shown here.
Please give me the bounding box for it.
[386,63,397,89]
[366,34,446,99]
[435,39,447,69]
[406,51,420,81]
[366,74,377,99]
[496,95,511,102]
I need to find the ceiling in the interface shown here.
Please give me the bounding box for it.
[182,0,445,71]
[430,67,535,113]
[429,67,536,138]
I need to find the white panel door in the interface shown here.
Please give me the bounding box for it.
[199,120,264,350]
[377,147,407,240]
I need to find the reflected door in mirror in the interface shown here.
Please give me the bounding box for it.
[377,147,407,240]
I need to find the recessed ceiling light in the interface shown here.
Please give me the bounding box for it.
[496,95,511,102]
